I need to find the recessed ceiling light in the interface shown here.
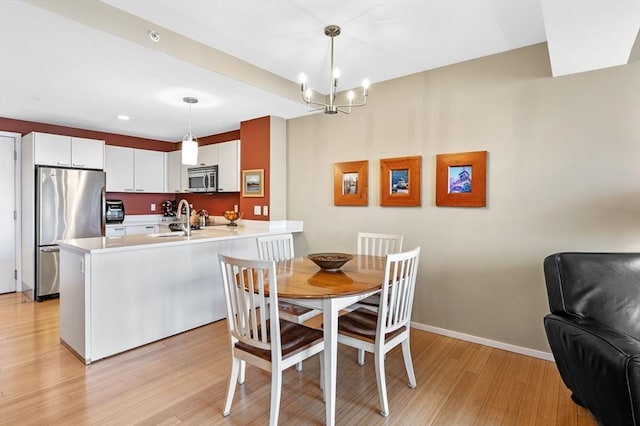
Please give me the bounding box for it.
[117,115,130,121]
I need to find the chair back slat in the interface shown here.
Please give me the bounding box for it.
[357,232,404,256]
[379,247,421,334]
[257,234,295,261]
[219,254,279,352]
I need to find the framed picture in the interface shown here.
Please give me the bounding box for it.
[334,160,368,206]
[242,169,264,197]
[436,151,487,207]
[380,156,422,207]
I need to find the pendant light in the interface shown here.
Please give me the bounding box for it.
[181,96,198,165]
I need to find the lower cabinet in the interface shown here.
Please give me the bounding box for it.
[105,226,126,237]
[106,224,158,236]
[125,224,158,235]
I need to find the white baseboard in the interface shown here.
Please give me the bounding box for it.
[410,321,555,362]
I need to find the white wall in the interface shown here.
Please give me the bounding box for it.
[286,43,640,352]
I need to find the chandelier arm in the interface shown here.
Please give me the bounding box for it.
[305,99,332,108]
[307,105,327,112]
[333,99,367,109]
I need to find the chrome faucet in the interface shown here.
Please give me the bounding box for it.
[176,199,191,237]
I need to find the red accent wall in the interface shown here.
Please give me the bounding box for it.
[176,193,240,217]
[239,116,271,220]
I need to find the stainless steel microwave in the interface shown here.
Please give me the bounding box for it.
[187,165,217,192]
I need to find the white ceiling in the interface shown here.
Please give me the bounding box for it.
[0,0,638,143]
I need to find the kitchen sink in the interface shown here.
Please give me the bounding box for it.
[168,223,200,232]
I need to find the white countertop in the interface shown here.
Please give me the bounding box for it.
[60,220,303,254]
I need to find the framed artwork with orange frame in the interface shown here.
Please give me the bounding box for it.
[435,151,487,207]
[380,156,422,207]
[333,160,368,206]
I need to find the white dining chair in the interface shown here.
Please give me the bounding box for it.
[351,232,404,364]
[218,254,325,425]
[337,246,421,417]
[357,232,404,257]
[256,233,321,372]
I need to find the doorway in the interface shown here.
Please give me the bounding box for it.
[0,132,19,294]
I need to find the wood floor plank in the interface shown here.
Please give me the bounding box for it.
[0,292,597,425]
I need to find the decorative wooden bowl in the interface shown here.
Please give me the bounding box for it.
[307,253,353,272]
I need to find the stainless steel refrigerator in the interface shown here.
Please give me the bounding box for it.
[36,166,105,299]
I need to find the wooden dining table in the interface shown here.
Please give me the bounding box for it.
[275,254,387,425]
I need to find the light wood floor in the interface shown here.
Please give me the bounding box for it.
[0,292,596,425]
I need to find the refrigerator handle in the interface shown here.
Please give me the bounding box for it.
[40,246,60,253]
[101,186,106,237]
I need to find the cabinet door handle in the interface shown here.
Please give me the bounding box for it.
[135,189,144,192]
[125,188,134,192]
[72,163,84,167]
[56,162,71,166]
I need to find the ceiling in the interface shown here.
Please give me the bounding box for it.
[1,0,638,143]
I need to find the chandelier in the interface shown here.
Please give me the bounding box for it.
[181,96,198,165]
[299,25,369,114]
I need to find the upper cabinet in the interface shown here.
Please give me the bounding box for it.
[166,150,182,193]
[197,144,218,167]
[105,146,134,191]
[134,149,164,192]
[217,139,240,192]
[30,132,105,170]
[105,146,164,193]
[70,137,105,169]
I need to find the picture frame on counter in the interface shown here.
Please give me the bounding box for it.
[333,160,368,206]
[242,169,264,197]
[380,156,422,207]
[435,150,487,207]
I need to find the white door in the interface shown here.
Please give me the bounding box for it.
[0,135,16,293]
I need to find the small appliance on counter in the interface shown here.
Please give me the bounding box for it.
[162,200,176,217]
[105,200,125,224]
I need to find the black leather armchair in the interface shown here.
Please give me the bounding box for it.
[543,252,640,426]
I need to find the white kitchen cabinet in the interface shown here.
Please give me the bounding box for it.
[71,137,105,170]
[33,133,70,166]
[105,146,134,191]
[197,143,218,167]
[181,164,190,192]
[125,224,158,235]
[105,226,126,237]
[31,132,105,170]
[105,146,164,193]
[134,149,164,192]
[217,139,240,192]
[165,150,183,193]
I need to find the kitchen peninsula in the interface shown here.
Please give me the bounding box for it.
[57,221,303,364]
